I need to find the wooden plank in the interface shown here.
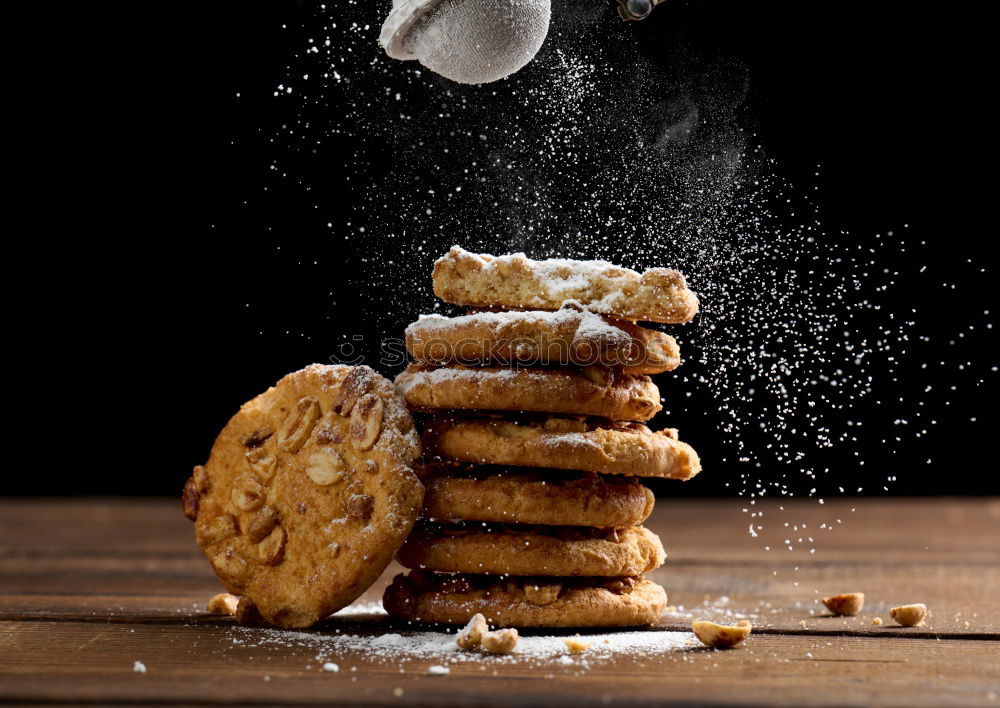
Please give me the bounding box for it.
[2,498,997,635]
[1,620,998,707]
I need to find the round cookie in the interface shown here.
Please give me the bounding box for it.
[422,415,701,480]
[182,364,424,628]
[395,362,662,421]
[405,305,681,375]
[397,522,666,577]
[432,246,699,324]
[419,465,654,527]
[384,571,667,628]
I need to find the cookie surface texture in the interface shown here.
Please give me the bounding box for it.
[419,466,654,527]
[405,307,681,375]
[183,364,423,628]
[398,523,666,576]
[432,246,699,324]
[423,416,701,480]
[384,572,667,628]
[395,363,662,421]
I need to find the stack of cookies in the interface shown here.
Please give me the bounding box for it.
[383,246,702,628]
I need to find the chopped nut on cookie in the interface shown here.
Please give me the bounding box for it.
[456,613,488,650]
[692,619,752,649]
[889,603,927,627]
[481,628,519,654]
[822,592,864,616]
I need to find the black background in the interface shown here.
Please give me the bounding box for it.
[29,0,996,497]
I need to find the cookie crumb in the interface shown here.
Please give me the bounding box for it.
[822,592,864,616]
[564,635,591,654]
[393,687,404,697]
[322,662,340,673]
[890,604,927,627]
[456,613,488,650]
[692,620,752,649]
[133,661,146,673]
[872,617,883,625]
[481,628,519,655]
[428,665,450,675]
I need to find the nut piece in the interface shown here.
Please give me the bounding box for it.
[211,549,249,586]
[192,464,211,493]
[245,506,280,543]
[524,582,562,606]
[822,592,865,617]
[889,604,927,627]
[257,525,287,566]
[564,635,591,654]
[279,397,322,453]
[246,452,277,482]
[692,619,752,649]
[305,448,347,486]
[332,367,374,416]
[231,477,266,512]
[240,426,274,449]
[350,393,384,451]
[182,475,201,521]
[481,628,519,655]
[456,613,489,650]
[347,494,375,523]
[206,592,239,616]
[197,513,239,546]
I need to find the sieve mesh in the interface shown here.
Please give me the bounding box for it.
[382,0,550,84]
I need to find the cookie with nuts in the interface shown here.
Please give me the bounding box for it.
[182,364,423,629]
[397,522,666,577]
[432,246,699,324]
[405,305,681,375]
[422,415,701,480]
[384,571,668,628]
[419,464,655,527]
[395,362,662,421]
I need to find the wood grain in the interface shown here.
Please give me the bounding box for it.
[2,621,998,707]
[1,498,998,706]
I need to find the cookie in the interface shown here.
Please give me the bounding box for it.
[405,305,681,375]
[384,571,667,628]
[432,246,699,324]
[419,465,654,527]
[397,522,666,577]
[182,364,424,628]
[395,362,662,421]
[423,415,701,480]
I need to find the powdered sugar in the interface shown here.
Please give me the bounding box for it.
[229,624,698,665]
[396,365,573,397]
[406,304,630,344]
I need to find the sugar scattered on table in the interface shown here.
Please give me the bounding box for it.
[230,623,697,669]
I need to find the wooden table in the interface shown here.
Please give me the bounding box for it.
[2,498,998,706]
